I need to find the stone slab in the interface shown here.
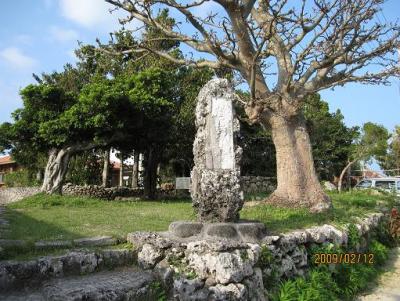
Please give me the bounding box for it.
[0,239,28,248]
[166,220,266,243]
[34,240,73,249]
[73,236,117,247]
[169,221,203,238]
[0,249,136,292]
[42,268,155,301]
[1,268,156,301]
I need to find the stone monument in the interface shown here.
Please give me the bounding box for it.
[191,78,244,222]
[127,79,267,300]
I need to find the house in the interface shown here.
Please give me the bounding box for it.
[0,155,19,187]
[109,161,143,187]
[351,168,384,186]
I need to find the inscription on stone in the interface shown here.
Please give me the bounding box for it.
[206,97,235,169]
[191,78,243,222]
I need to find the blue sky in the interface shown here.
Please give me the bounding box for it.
[0,0,399,134]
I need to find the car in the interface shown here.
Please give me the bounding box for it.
[355,177,400,195]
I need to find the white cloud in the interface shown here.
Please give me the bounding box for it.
[50,26,79,42]
[59,0,117,29]
[0,47,38,69]
[59,0,141,33]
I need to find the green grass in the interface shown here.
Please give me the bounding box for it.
[4,194,195,242]
[242,190,397,233]
[2,190,397,242]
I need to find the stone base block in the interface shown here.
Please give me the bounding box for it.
[169,220,266,243]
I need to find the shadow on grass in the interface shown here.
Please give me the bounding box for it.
[2,207,84,241]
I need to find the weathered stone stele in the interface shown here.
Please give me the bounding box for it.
[191,78,243,222]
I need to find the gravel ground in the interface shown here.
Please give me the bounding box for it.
[357,247,400,301]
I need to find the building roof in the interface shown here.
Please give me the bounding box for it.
[0,155,15,166]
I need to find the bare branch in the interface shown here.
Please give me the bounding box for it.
[104,0,400,114]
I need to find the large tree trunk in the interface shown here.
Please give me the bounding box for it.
[41,148,72,194]
[143,148,158,199]
[264,114,332,212]
[131,151,139,189]
[102,149,110,187]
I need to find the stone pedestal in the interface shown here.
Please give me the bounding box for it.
[128,221,268,301]
[191,78,243,222]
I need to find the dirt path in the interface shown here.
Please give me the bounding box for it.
[357,247,400,301]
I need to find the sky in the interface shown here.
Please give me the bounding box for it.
[0,0,399,135]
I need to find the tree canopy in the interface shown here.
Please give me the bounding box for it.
[379,126,400,176]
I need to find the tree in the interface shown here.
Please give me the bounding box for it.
[66,150,103,185]
[239,93,358,180]
[379,126,400,176]
[303,94,359,181]
[338,122,389,192]
[29,78,141,194]
[106,0,400,212]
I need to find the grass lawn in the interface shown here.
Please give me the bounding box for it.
[2,190,397,242]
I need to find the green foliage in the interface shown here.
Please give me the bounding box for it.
[3,169,40,187]
[378,125,400,175]
[369,240,389,266]
[167,253,198,279]
[258,245,275,267]
[271,268,339,301]
[258,245,280,291]
[307,243,344,269]
[239,93,358,179]
[273,238,389,301]
[347,224,361,250]
[66,150,102,185]
[372,219,397,248]
[149,281,167,301]
[348,122,389,168]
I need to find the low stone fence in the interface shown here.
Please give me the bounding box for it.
[0,187,40,205]
[60,176,275,200]
[62,183,183,200]
[0,249,135,292]
[129,212,385,300]
[241,176,276,194]
[62,183,143,200]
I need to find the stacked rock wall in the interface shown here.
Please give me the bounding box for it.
[62,175,276,201]
[128,212,385,301]
[0,249,135,292]
[0,187,40,205]
[62,184,142,200]
[241,176,276,194]
[62,184,179,200]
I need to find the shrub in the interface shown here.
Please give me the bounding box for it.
[272,239,389,301]
[347,223,361,251]
[271,268,339,301]
[4,169,40,187]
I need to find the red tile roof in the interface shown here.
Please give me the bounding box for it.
[0,155,15,165]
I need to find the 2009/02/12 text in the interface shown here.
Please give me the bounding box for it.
[314,253,374,264]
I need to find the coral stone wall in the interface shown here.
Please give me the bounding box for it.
[0,187,40,205]
[241,176,276,194]
[129,212,385,301]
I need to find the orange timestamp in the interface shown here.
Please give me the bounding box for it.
[314,253,374,265]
